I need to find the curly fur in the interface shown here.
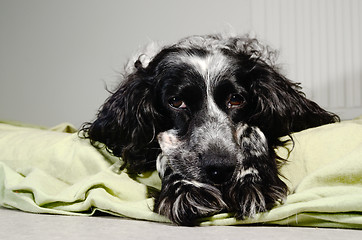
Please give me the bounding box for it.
[81,34,339,225]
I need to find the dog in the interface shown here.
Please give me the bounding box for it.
[82,34,339,225]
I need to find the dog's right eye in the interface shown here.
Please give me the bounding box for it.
[227,94,245,109]
[168,97,187,109]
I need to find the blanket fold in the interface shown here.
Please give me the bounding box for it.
[1,118,362,228]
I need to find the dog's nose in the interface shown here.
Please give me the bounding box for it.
[205,164,235,184]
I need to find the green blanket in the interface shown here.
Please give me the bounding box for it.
[1,118,362,228]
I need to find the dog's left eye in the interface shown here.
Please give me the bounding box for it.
[169,97,187,109]
[227,94,245,109]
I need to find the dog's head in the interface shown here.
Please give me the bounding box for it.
[83,34,339,225]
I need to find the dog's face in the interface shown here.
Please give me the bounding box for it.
[151,46,288,225]
[154,48,271,182]
[83,34,339,225]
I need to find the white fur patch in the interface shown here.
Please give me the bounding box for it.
[156,154,168,179]
[157,129,181,153]
[235,123,268,157]
[238,167,259,180]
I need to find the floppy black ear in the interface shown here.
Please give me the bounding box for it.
[82,69,163,173]
[244,59,339,142]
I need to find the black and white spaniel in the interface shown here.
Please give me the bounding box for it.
[82,34,339,225]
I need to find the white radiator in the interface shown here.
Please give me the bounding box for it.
[245,0,362,119]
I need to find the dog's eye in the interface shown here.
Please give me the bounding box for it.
[169,97,187,109]
[227,94,245,109]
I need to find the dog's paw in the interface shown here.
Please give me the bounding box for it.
[233,183,267,219]
[154,178,227,226]
[229,176,287,220]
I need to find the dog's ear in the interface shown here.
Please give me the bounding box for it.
[242,59,339,141]
[82,65,162,172]
[226,36,338,142]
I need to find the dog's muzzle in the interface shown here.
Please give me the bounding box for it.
[156,123,261,186]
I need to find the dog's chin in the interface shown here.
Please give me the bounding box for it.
[153,160,287,226]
